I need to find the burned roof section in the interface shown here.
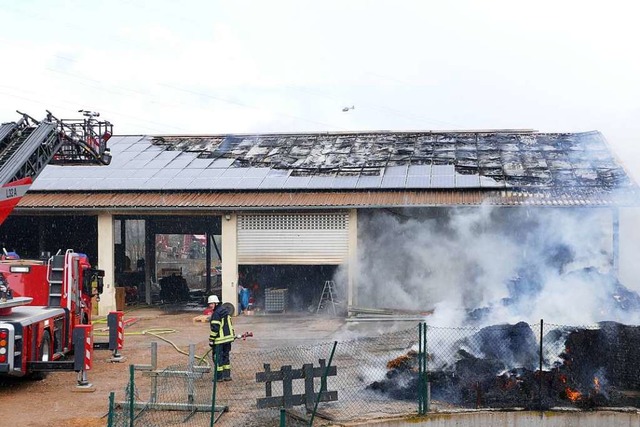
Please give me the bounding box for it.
[152,130,633,191]
[31,130,636,196]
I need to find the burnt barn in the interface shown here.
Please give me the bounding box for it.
[1,129,639,322]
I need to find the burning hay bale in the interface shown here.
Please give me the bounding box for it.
[367,351,420,400]
[367,321,640,410]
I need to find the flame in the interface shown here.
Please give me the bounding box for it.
[565,387,582,402]
[593,377,601,393]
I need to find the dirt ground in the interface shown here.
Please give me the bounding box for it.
[0,306,360,427]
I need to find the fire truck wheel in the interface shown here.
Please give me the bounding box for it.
[40,331,51,362]
[29,331,51,380]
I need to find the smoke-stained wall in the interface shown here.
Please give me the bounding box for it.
[352,207,636,327]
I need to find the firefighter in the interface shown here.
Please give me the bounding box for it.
[208,295,235,381]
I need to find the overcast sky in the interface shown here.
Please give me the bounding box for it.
[1,0,639,179]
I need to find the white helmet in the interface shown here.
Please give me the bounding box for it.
[207,295,220,304]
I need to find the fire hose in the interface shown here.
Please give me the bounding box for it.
[198,331,254,365]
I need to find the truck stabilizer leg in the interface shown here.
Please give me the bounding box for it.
[107,311,126,362]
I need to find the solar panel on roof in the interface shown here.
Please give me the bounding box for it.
[220,168,248,178]
[259,177,288,189]
[120,169,157,179]
[431,175,455,188]
[163,178,196,189]
[122,159,151,170]
[307,176,335,188]
[210,158,235,168]
[408,165,432,176]
[144,154,181,169]
[187,158,214,169]
[381,176,406,188]
[172,168,203,179]
[282,176,312,189]
[166,154,196,169]
[244,167,271,178]
[236,177,265,189]
[356,175,382,189]
[151,168,182,179]
[144,177,174,189]
[190,177,217,189]
[432,164,455,176]
[455,174,480,188]
[332,176,359,189]
[197,168,225,179]
[215,177,243,189]
[385,165,408,176]
[406,175,431,188]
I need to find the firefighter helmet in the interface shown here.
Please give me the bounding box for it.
[208,295,220,304]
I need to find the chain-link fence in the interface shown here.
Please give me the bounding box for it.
[425,321,640,411]
[108,320,640,426]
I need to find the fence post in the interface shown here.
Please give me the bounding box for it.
[128,364,135,427]
[423,322,429,413]
[309,341,337,426]
[418,323,423,415]
[280,408,286,427]
[210,348,219,427]
[539,318,544,410]
[107,391,115,427]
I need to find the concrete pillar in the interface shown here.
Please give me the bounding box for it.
[97,213,116,315]
[221,213,238,312]
[144,220,154,305]
[347,209,358,309]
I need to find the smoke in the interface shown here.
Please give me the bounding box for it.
[350,206,640,327]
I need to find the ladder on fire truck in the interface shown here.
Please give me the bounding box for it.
[0,110,112,225]
[0,110,112,187]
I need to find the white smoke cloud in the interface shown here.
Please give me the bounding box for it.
[348,206,640,327]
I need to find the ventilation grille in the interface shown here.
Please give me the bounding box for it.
[239,213,347,230]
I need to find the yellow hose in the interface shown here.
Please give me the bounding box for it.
[92,307,212,365]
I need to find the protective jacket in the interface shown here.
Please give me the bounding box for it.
[209,304,235,345]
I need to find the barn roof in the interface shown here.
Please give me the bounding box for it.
[31,130,633,192]
[19,129,639,210]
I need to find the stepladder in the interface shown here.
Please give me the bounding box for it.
[316,280,340,315]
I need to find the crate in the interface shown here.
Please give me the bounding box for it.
[265,288,288,312]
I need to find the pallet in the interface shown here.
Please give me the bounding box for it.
[192,315,210,323]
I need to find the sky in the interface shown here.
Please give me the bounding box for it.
[1,0,639,179]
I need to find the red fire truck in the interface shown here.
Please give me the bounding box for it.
[0,110,113,381]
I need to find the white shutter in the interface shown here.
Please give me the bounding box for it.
[237,213,348,264]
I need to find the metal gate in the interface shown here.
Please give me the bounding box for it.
[237,213,349,264]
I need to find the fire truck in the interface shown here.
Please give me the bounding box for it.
[0,110,113,381]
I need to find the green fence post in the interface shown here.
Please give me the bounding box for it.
[424,322,429,413]
[539,319,544,410]
[280,408,286,427]
[210,348,219,427]
[309,341,337,426]
[107,391,115,427]
[128,365,135,427]
[418,323,424,415]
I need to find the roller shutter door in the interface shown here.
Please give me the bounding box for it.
[238,213,348,264]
